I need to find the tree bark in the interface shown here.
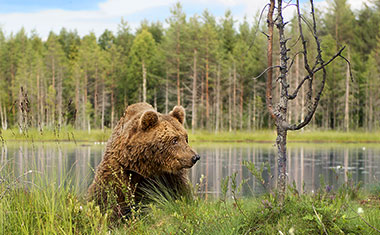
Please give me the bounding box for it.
[344,50,350,132]
[94,64,99,127]
[165,72,169,114]
[101,75,105,131]
[253,80,257,130]
[75,72,80,128]
[57,69,63,128]
[83,72,88,130]
[233,62,237,131]
[191,49,197,133]
[206,44,209,122]
[36,71,41,128]
[111,71,115,130]
[295,54,299,123]
[275,0,290,200]
[215,64,221,133]
[266,0,276,120]
[240,82,243,129]
[176,29,181,106]
[142,60,147,103]
[0,101,4,130]
[228,68,232,132]
[52,57,56,125]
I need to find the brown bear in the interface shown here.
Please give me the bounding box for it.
[88,102,200,217]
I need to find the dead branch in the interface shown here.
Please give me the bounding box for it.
[253,65,281,80]
[339,54,354,82]
[288,51,304,70]
[288,42,346,100]
[266,0,276,120]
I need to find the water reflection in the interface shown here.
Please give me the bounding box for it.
[1,142,379,197]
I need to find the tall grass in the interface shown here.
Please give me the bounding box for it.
[0,159,109,234]
[2,160,380,234]
[2,128,380,143]
[0,127,111,142]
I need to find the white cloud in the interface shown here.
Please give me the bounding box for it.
[0,0,370,39]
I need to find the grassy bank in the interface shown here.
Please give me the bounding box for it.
[1,128,380,143]
[1,171,380,234]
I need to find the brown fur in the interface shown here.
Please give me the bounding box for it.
[88,103,199,216]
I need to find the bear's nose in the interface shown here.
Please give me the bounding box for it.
[192,154,200,164]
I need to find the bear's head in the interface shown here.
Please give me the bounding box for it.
[127,105,200,176]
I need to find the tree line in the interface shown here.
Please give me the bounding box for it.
[0,0,379,133]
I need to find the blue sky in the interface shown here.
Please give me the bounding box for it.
[0,0,369,39]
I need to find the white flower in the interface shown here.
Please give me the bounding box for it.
[357,207,364,214]
[289,227,295,235]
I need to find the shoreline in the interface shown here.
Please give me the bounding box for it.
[1,129,380,143]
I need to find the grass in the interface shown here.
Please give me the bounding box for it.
[1,164,380,234]
[1,127,380,143]
[0,127,111,142]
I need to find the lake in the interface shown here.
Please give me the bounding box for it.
[1,142,379,197]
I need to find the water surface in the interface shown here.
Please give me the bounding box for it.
[1,142,379,197]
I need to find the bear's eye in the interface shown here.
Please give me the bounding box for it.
[185,136,188,143]
[172,137,179,145]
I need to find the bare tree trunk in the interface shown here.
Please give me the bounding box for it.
[57,69,63,128]
[176,30,181,106]
[368,82,373,130]
[275,0,289,200]
[240,83,243,130]
[0,101,4,130]
[94,64,99,127]
[233,62,237,131]
[142,61,147,103]
[344,50,350,132]
[191,49,197,133]
[295,54,299,123]
[200,73,204,129]
[52,58,56,125]
[266,0,276,121]
[248,97,252,130]
[75,72,80,128]
[253,79,257,130]
[83,72,88,130]
[215,64,221,133]
[3,103,7,130]
[111,71,115,130]
[205,45,209,124]
[101,76,105,131]
[154,88,157,110]
[228,68,232,132]
[36,71,41,128]
[18,88,23,133]
[165,72,169,114]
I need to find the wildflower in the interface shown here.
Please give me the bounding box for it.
[289,227,295,235]
[325,185,332,193]
[357,207,364,214]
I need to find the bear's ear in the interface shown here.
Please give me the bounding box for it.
[170,106,185,125]
[140,110,159,131]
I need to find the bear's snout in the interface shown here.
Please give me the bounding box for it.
[191,154,200,164]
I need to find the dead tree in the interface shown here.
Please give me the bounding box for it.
[262,0,351,201]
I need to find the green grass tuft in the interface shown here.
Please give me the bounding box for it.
[2,128,380,143]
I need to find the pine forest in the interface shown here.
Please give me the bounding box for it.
[0,0,379,133]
